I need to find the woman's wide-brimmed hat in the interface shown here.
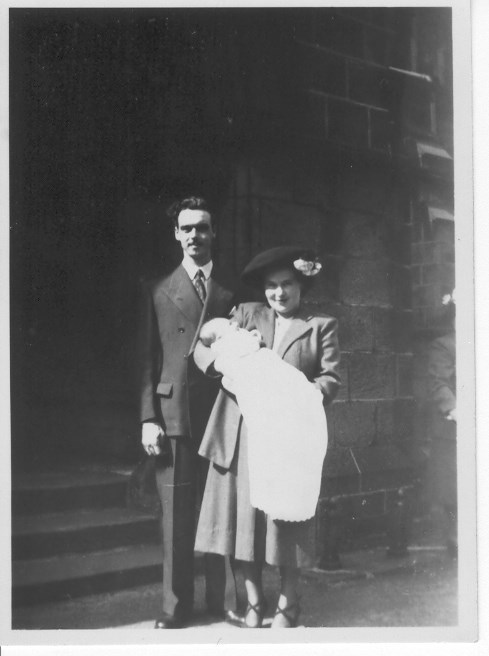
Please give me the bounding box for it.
[241,246,321,289]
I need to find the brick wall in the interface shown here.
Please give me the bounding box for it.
[214,7,454,550]
[405,10,454,507]
[218,155,414,491]
[411,213,455,330]
[11,7,453,537]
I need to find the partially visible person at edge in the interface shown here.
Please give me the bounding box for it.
[428,289,457,559]
[192,246,341,628]
[138,196,241,628]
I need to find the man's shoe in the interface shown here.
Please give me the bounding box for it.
[154,613,186,629]
[206,607,243,625]
[221,602,266,629]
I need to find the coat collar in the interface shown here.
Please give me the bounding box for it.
[161,264,235,327]
[255,304,313,356]
[193,266,236,352]
[254,305,275,349]
[205,267,235,319]
[181,254,213,282]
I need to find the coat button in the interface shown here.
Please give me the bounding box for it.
[178,327,185,333]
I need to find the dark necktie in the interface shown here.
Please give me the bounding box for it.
[193,269,207,304]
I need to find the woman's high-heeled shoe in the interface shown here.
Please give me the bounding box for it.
[271,600,301,628]
[243,598,268,628]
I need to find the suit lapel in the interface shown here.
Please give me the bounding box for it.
[276,307,313,358]
[163,264,203,326]
[204,269,235,318]
[255,306,276,349]
[190,266,236,353]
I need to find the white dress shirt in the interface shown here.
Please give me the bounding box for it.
[181,254,213,290]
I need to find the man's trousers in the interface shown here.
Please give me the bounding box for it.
[155,436,236,618]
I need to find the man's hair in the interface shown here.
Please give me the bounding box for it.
[167,196,215,229]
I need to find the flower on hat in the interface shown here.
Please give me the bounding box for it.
[293,258,322,277]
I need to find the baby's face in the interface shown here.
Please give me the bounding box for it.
[221,322,262,345]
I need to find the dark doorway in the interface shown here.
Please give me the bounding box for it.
[10,8,245,467]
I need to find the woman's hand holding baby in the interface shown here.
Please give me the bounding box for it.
[199,318,264,394]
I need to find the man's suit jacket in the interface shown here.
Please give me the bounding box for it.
[193,301,341,469]
[139,263,237,442]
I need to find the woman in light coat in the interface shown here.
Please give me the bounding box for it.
[193,246,341,628]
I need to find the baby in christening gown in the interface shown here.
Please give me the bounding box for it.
[199,318,328,522]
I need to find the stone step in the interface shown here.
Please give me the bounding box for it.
[12,506,160,560]
[12,582,164,629]
[12,577,239,630]
[12,470,130,515]
[12,544,163,606]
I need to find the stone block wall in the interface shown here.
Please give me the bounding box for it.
[11,7,454,491]
[409,208,455,505]
[215,7,453,551]
[217,152,415,552]
[411,214,455,330]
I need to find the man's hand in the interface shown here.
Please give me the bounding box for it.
[142,422,164,456]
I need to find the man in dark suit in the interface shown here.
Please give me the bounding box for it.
[139,196,239,628]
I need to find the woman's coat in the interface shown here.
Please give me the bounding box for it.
[192,302,341,469]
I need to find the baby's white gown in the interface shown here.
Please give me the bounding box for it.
[213,333,328,522]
